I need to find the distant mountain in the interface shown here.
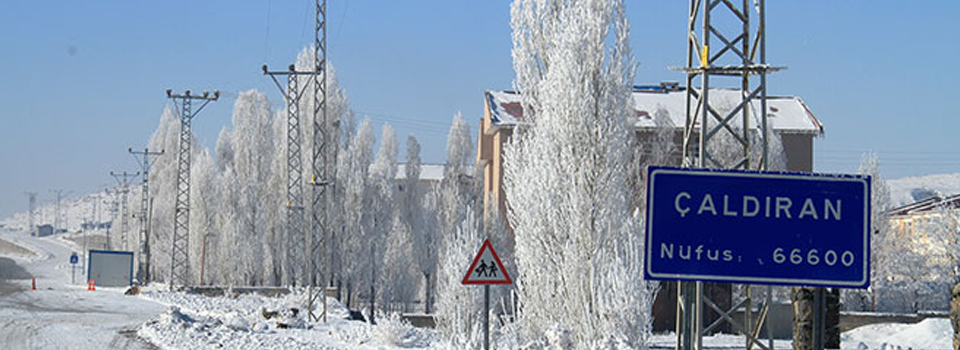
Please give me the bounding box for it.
[887,173,960,208]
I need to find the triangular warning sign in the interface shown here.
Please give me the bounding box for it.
[462,239,512,285]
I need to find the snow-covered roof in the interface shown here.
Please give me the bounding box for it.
[888,194,960,217]
[395,164,444,182]
[485,86,824,135]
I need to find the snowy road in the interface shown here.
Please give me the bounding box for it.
[0,230,164,349]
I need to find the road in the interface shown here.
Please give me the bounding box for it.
[0,230,164,349]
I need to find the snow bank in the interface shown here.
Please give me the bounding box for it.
[842,318,952,350]
[137,288,437,350]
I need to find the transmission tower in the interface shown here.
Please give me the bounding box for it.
[308,0,335,323]
[166,89,219,289]
[110,171,140,252]
[675,0,777,349]
[104,188,119,249]
[50,189,69,234]
[129,148,164,284]
[263,63,312,290]
[24,192,37,236]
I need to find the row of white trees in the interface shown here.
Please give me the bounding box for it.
[108,48,497,321]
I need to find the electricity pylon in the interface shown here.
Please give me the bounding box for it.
[110,171,140,252]
[263,63,312,291]
[265,0,332,323]
[129,148,164,284]
[675,0,778,349]
[308,0,335,324]
[24,192,37,236]
[166,89,218,289]
[50,189,68,234]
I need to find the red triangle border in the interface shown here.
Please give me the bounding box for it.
[461,239,513,285]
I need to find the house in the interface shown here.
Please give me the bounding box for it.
[395,163,444,192]
[475,83,825,332]
[477,83,825,222]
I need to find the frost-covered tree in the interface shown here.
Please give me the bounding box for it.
[265,109,288,286]
[367,123,398,321]
[226,90,275,285]
[503,0,656,347]
[190,149,219,285]
[439,113,480,245]
[435,206,485,349]
[405,135,439,314]
[844,153,895,311]
[340,119,374,308]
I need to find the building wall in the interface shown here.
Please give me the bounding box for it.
[782,133,813,172]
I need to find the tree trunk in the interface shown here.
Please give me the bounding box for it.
[424,272,432,314]
[792,287,815,350]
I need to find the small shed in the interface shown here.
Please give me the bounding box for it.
[36,224,54,237]
[87,250,134,287]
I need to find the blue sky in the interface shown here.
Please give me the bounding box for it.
[1,1,958,216]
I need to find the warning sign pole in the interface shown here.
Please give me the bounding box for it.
[462,239,511,350]
[484,284,490,350]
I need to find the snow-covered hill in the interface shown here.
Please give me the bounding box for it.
[886,172,960,208]
[0,189,117,234]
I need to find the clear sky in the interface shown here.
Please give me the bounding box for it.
[1,1,958,217]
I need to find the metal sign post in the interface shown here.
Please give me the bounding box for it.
[69,252,79,284]
[462,239,513,350]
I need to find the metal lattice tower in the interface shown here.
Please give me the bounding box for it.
[104,188,119,249]
[51,189,66,234]
[308,0,334,323]
[166,89,218,289]
[675,0,778,349]
[24,192,37,236]
[263,64,312,288]
[111,171,140,252]
[129,148,164,284]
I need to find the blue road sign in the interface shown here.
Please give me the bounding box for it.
[70,253,78,265]
[644,166,871,288]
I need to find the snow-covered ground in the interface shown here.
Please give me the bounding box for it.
[137,288,436,350]
[0,229,164,349]
[1,214,955,349]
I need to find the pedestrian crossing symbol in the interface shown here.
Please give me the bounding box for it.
[462,239,512,285]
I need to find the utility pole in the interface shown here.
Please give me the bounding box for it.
[110,171,140,252]
[104,188,119,249]
[50,189,67,234]
[264,0,332,322]
[309,0,335,323]
[24,192,37,236]
[129,148,164,284]
[166,89,218,290]
[263,63,311,290]
[675,0,777,349]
